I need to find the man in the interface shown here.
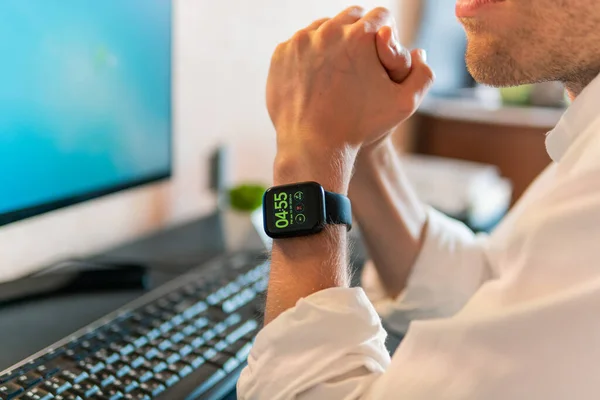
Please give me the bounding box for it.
[239,1,600,398]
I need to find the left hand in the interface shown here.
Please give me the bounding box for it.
[267,6,434,186]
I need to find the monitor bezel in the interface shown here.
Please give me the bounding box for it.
[0,2,173,228]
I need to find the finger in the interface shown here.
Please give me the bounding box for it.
[355,7,394,33]
[331,6,366,25]
[376,26,412,84]
[306,17,330,31]
[396,49,435,106]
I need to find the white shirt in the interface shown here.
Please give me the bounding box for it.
[237,76,600,400]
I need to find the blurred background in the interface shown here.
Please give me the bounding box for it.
[0,0,564,281]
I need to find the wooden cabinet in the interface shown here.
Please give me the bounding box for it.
[404,96,563,204]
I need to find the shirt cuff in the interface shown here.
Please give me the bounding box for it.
[363,207,489,334]
[237,287,390,399]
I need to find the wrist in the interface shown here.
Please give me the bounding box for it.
[274,144,358,194]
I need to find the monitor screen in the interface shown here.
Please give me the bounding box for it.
[0,0,172,227]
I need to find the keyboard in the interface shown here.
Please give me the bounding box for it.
[0,252,269,400]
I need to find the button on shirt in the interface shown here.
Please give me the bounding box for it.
[238,76,600,400]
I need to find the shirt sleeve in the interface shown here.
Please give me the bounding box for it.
[237,288,389,400]
[362,207,492,334]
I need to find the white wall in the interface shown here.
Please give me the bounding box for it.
[0,0,398,282]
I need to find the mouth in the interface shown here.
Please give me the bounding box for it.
[456,0,506,18]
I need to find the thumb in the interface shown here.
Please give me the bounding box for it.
[376,26,412,84]
[396,48,435,107]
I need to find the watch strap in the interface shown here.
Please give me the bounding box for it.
[324,191,352,231]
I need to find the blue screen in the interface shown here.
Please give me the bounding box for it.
[0,0,172,222]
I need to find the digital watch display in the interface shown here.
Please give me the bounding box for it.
[263,181,352,239]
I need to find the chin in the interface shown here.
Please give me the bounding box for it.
[464,36,531,87]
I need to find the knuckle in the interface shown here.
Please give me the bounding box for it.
[319,20,343,39]
[291,29,311,46]
[372,6,391,18]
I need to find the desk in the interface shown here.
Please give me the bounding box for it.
[0,213,225,371]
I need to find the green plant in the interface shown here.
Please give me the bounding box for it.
[228,183,267,212]
[500,84,533,106]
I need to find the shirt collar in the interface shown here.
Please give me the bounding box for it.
[546,74,600,163]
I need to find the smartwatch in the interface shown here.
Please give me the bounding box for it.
[263,181,352,239]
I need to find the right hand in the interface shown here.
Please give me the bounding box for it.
[267,6,434,190]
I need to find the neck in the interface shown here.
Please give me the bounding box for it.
[564,69,600,100]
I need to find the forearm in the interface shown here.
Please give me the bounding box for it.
[349,138,427,299]
[264,148,357,324]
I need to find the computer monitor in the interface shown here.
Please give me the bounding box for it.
[0,0,172,227]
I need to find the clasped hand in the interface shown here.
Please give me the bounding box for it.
[267,6,435,191]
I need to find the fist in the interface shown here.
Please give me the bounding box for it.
[267,6,434,154]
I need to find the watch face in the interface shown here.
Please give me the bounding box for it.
[263,182,326,238]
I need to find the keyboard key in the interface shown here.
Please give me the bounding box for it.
[178,344,193,358]
[36,365,60,379]
[92,350,119,366]
[167,291,183,303]
[182,354,205,369]
[153,371,179,388]
[146,329,160,341]
[204,350,231,368]
[223,357,241,373]
[139,380,165,397]
[0,381,24,399]
[140,347,159,361]
[123,388,150,400]
[157,339,172,351]
[226,320,259,345]
[225,313,242,327]
[77,360,104,375]
[222,288,257,314]
[188,336,205,349]
[170,332,185,344]
[171,314,185,327]
[103,387,124,400]
[59,370,88,385]
[214,340,229,352]
[119,376,139,394]
[202,328,217,342]
[105,361,131,379]
[149,360,167,374]
[42,376,72,394]
[137,370,153,384]
[25,387,57,400]
[119,344,135,357]
[182,324,197,336]
[71,381,99,398]
[236,342,254,361]
[16,371,43,389]
[167,362,193,378]
[54,391,83,400]
[88,371,115,388]
[156,298,172,310]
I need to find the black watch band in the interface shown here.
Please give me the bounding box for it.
[324,191,352,231]
[263,181,353,239]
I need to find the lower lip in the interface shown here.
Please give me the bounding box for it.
[456,0,505,17]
